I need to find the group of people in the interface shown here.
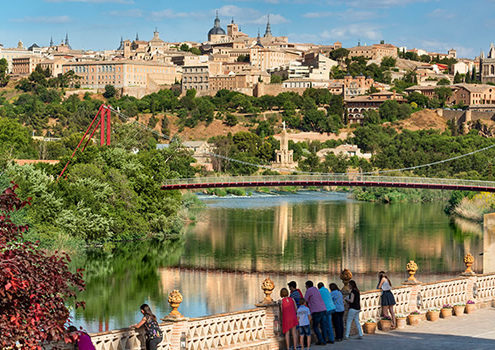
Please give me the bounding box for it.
[279,272,396,349]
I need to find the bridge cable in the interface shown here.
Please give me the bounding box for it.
[108,107,495,176]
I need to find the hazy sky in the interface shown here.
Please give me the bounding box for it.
[1,0,494,58]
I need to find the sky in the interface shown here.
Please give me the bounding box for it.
[0,0,494,58]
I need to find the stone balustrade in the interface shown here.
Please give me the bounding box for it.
[45,253,495,350]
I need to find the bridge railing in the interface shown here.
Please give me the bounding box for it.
[162,174,495,189]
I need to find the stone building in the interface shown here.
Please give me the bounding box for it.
[273,122,295,168]
[480,43,495,84]
[12,56,43,75]
[0,42,41,73]
[38,58,68,77]
[452,84,495,106]
[62,60,178,91]
[181,61,223,94]
[343,74,374,97]
[345,91,407,124]
[348,43,398,60]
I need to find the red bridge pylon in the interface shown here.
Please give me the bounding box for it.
[58,104,112,180]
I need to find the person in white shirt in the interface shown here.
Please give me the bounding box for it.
[377,271,396,328]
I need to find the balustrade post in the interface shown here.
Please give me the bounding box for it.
[162,290,189,350]
[403,260,421,285]
[255,277,283,350]
[461,253,476,276]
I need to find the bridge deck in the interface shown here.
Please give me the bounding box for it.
[161,175,495,192]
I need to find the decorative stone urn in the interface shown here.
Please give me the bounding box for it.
[340,269,353,295]
[167,290,184,318]
[260,277,275,305]
[403,260,420,285]
[462,253,475,275]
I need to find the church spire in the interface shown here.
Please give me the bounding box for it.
[64,33,71,49]
[135,32,139,41]
[264,14,272,38]
[50,36,54,47]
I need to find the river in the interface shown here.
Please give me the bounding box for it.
[73,191,483,333]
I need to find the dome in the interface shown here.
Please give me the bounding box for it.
[208,26,226,36]
[208,12,225,40]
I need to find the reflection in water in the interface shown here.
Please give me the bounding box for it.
[484,213,495,273]
[75,192,485,333]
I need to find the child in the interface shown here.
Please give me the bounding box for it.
[280,288,298,350]
[297,298,312,350]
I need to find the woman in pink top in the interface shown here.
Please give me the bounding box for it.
[280,288,298,349]
[68,326,96,350]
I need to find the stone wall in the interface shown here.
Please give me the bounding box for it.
[253,83,306,97]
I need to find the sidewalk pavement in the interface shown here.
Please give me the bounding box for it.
[316,307,495,350]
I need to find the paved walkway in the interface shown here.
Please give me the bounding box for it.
[319,307,495,350]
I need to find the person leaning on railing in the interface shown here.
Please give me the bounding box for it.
[130,304,163,350]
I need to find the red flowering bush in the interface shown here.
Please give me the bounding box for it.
[0,183,85,349]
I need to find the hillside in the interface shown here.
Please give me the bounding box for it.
[388,109,448,132]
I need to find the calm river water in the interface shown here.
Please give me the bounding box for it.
[73,191,483,333]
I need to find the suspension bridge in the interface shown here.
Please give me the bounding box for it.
[57,104,495,193]
[161,174,495,192]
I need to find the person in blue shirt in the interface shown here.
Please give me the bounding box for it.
[329,283,345,342]
[318,282,336,344]
[288,281,303,306]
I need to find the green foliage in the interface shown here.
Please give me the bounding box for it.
[224,113,238,126]
[0,58,9,87]
[270,75,283,84]
[5,141,197,245]
[0,117,37,161]
[329,48,349,61]
[103,84,117,98]
[437,78,451,86]
[237,54,250,63]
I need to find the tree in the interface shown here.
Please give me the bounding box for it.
[224,113,238,127]
[0,58,9,87]
[270,75,283,84]
[434,87,453,106]
[0,117,37,160]
[0,184,85,348]
[437,78,451,86]
[329,48,349,61]
[237,55,250,63]
[103,84,117,99]
[179,43,190,52]
[454,72,463,84]
[381,56,396,68]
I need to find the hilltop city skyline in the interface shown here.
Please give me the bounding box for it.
[1,0,494,58]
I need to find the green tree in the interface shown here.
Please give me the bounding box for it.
[224,113,238,126]
[0,58,9,87]
[330,48,349,61]
[0,118,37,161]
[434,87,453,106]
[453,72,462,84]
[437,78,451,86]
[270,75,283,84]
[103,85,117,98]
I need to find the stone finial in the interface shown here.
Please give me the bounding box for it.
[260,277,275,305]
[167,290,184,318]
[462,253,475,275]
[340,269,353,295]
[403,260,420,284]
